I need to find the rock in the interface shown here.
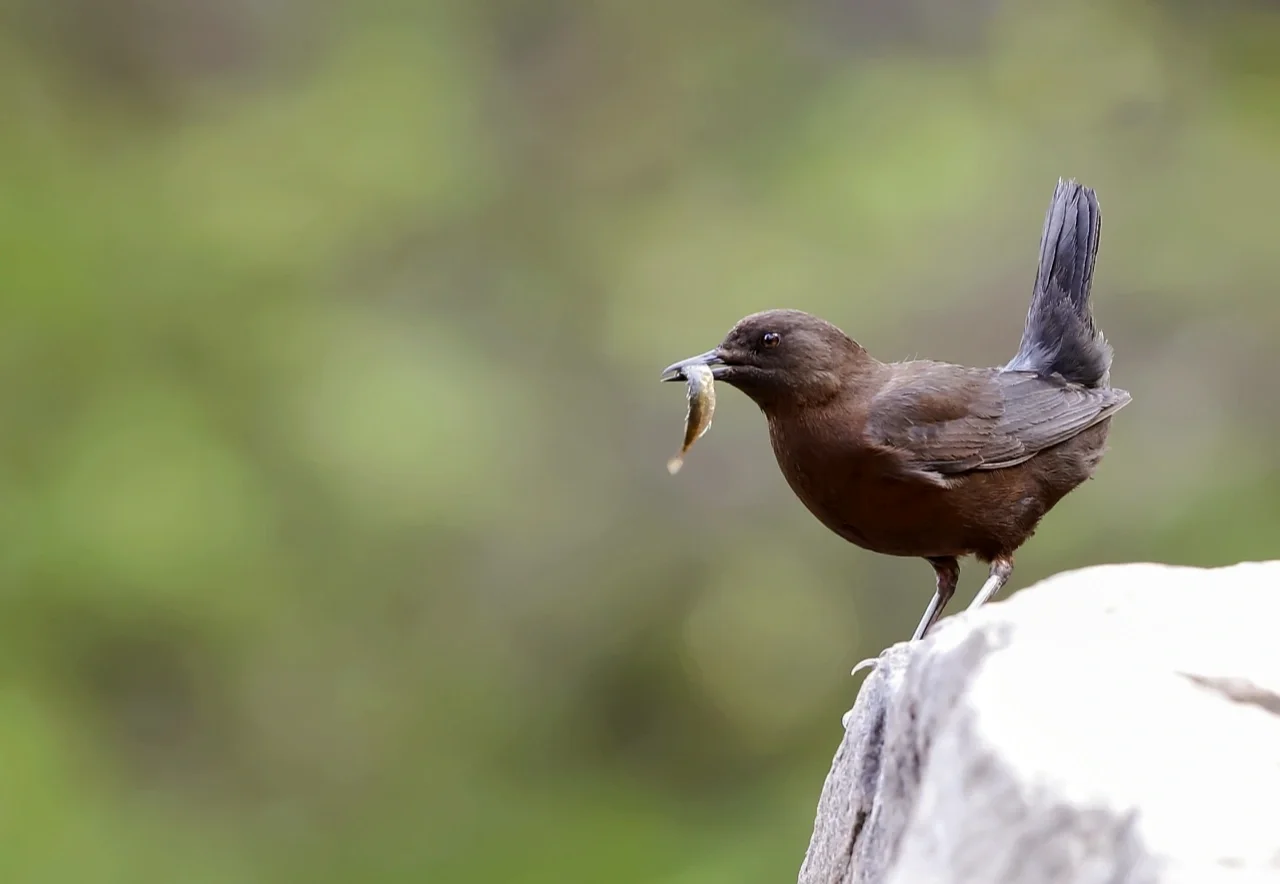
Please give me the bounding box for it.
[798,560,1280,884]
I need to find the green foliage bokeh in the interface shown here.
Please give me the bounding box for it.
[2,0,1279,880]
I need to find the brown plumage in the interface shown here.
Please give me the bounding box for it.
[661,179,1131,644]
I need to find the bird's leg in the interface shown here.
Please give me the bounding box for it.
[967,556,1014,612]
[851,556,959,677]
[911,556,960,641]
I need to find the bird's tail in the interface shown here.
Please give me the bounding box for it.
[1005,179,1113,388]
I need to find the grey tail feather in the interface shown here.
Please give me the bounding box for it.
[1004,178,1113,388]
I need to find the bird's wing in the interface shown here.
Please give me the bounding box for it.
[863,367,1131,482]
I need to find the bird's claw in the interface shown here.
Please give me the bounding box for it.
[851,656,878,676]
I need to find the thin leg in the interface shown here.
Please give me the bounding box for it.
[967,556,1014,612]
[851,556,959,677]
[911,556,960,641]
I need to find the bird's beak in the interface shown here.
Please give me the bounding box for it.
[660,349,727,382]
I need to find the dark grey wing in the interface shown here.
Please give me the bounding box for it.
[864,368,1131,482]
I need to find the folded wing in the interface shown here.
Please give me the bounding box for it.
[864,367,1132,482]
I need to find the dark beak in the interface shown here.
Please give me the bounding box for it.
[661,349,727,382]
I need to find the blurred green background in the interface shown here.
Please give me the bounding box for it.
[3,0,1279,880]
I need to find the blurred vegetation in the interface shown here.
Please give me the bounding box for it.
[2,0,1279,880]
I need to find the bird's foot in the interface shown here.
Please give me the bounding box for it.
[843,657,880,727]
[851,656,878,676]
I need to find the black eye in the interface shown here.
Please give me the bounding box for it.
[762,332,781,349]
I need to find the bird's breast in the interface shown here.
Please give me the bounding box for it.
[766,413,883,543]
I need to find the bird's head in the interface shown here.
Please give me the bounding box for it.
[661,309,869,410]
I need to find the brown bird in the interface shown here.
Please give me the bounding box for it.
[661,179,1131,647]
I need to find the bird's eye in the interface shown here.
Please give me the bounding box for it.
[762,332,781,349]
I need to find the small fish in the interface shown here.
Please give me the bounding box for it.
[667,363,716,475]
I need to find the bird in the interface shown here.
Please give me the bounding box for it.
[660,179,1131,650]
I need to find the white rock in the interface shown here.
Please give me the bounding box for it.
[799,561,1280,884]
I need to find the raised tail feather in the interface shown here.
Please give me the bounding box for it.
[1005,179,1113,388]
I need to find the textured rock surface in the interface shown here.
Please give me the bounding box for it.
[798,560,1280,884]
